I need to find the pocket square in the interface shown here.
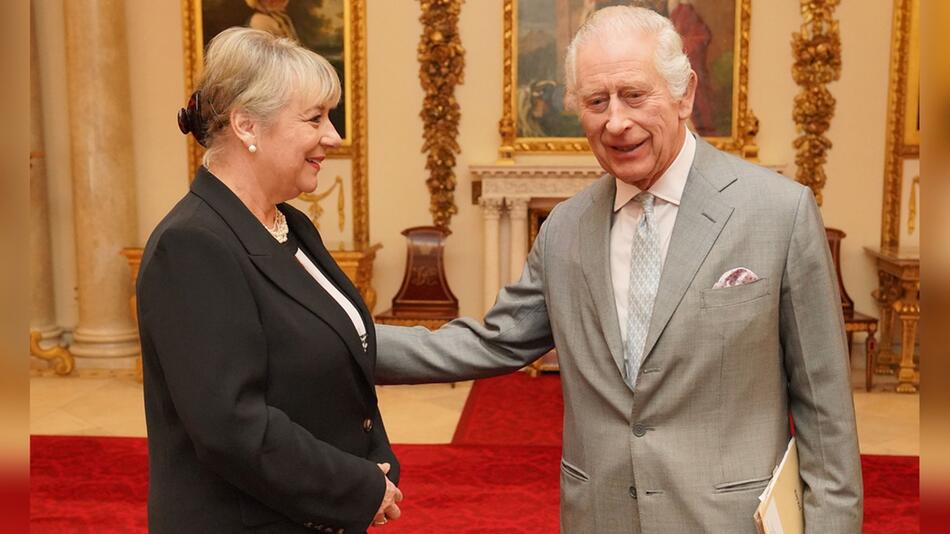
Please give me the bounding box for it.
[713,267,760,289]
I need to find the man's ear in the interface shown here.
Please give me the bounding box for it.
[229,108,258,148]
[677,70,697,121]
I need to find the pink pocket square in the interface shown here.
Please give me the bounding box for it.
[713,267,760,289]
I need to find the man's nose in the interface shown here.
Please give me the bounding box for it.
[604,98,631,135]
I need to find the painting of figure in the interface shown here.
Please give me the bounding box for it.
[199,0,349,140]
[516,0,737,140]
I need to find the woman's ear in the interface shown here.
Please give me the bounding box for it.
[230,108,258,149]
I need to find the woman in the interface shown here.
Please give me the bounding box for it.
[138,27,400,533]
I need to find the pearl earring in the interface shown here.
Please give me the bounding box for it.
[248,144,257,153]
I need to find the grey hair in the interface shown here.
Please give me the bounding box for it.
[197,27,341,167]
[564,6,692,109]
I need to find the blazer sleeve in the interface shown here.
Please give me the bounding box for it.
[138,225,385,532]
[374,208,557,385]
[779,187,864,533]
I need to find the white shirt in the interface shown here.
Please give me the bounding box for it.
[610,129,696,344]
[293,248,368,350]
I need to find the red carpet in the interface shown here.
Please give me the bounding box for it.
[30,437,558,534]
[31,373,919,533]
[453,373,562,446]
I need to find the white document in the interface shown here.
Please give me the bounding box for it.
[754,437,804,534]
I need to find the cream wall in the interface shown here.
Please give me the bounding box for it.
[34,0,896,332]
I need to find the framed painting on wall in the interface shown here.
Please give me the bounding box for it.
[881,0,919,250]
[182,0,370,248]
[498,0,757,160]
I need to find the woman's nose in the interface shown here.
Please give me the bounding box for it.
[322,122,343,148]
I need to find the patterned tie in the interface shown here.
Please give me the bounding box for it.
[625,192,661,388]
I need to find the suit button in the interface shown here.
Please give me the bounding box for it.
[632,423,646,437]
[363,418,373,432]
[629,486,637,499]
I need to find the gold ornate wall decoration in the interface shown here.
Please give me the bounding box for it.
[881,0,919,249]
[907,175,919,234]
[30,331,74,376]
[300,176,346,231]
[791,0,842,207]
[418,0,465,229]
[180,0,370,249]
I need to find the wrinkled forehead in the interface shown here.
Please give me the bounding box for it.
[575,35,661,89]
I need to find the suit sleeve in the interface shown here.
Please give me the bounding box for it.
[779,187,863,532]
[374,208,558,384]
[138,225,385,532]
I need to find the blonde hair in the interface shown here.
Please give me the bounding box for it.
[196,27,341,166]
[564,6,691,110]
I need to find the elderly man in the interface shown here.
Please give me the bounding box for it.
[375,6,862,533]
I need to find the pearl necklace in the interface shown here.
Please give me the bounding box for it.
[266,209,289,243]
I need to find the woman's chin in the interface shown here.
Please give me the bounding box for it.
[298,178,319,195]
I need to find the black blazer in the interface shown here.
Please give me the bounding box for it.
[137,168,398,534]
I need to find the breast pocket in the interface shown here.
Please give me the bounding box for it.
[700,278,770,309]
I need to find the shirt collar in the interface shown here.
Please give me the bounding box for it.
[613,128,696,212]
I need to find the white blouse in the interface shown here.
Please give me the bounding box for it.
[293,248,368,352]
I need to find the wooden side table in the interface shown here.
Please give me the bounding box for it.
[865,247,920,393]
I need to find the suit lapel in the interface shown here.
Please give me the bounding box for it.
[640,139,736,362]
[190,169,375,389]
[282,207,378,379]
[579,177,627,376]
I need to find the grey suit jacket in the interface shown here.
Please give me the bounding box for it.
[375,137,863,533]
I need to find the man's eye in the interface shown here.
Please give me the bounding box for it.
[309,115,323,124]
[586,98,607,110]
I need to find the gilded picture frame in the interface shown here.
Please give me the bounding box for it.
[499,0,757,160]
[880,0,919,249]
[181,0,369,248]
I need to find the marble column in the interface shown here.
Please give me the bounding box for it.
[30,9,63,348]
[480,197,504,313]
[507,198,529,284]
[64,0,140,363]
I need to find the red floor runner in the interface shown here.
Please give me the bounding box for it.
[31,373,919,532]
[30,437,559,534]
[453,373,562,446]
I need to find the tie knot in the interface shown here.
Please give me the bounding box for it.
[636,192,655,213]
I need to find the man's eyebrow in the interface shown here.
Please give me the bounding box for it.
[577,88,605,99]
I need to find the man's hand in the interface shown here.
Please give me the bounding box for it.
[372,463,403,527]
